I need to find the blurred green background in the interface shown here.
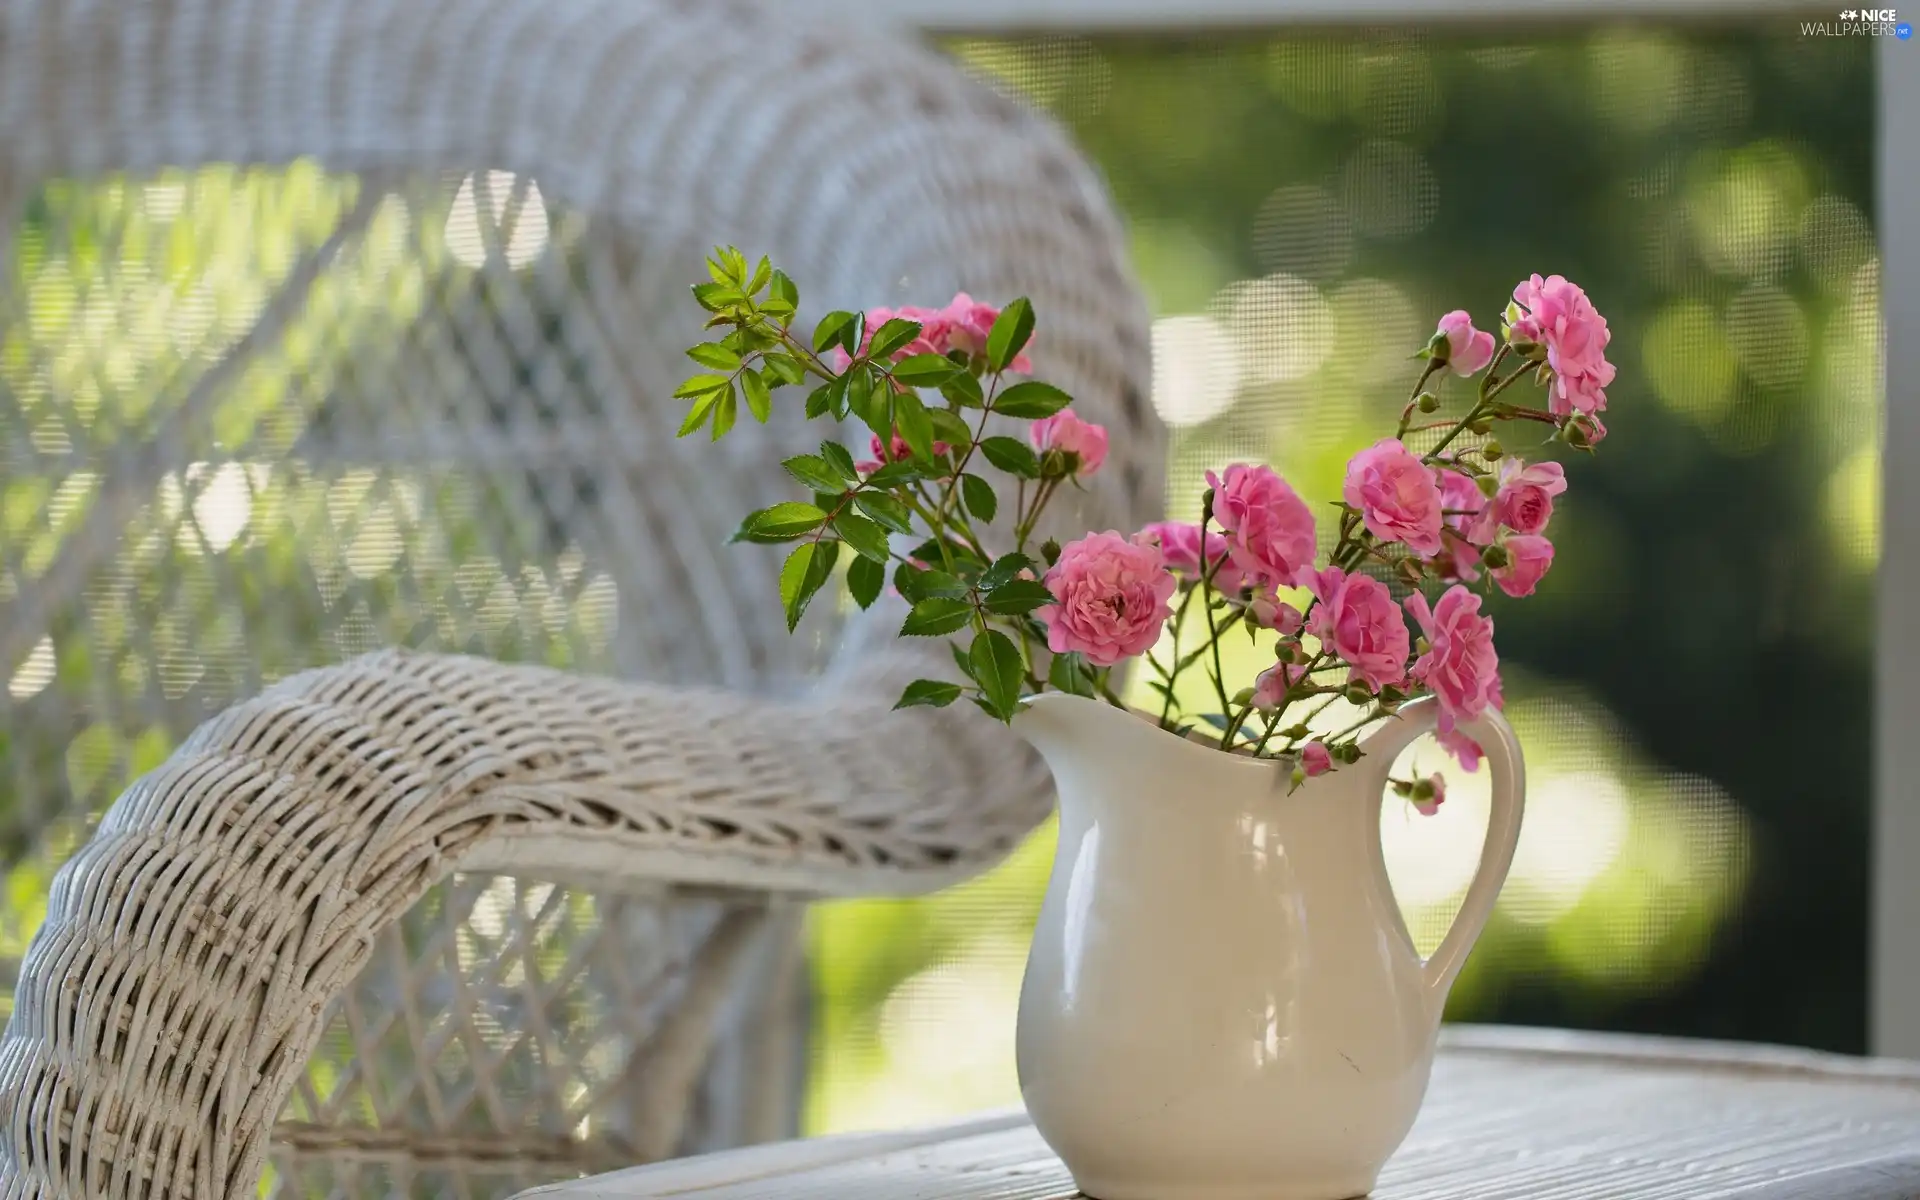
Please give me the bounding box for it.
[805,24,1878,1134]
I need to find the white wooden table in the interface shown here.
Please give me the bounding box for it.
[519,1027,1920,1200]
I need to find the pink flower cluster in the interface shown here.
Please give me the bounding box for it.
[1025,274,1610,783]
[840,293,1035,373]
[1510,274,1615,439]
[857,432,951,475]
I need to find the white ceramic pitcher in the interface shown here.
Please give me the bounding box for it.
[1013,692,1525,1200]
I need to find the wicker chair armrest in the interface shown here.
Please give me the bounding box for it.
[0,646,1046,1198]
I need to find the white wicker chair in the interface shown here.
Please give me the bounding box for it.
[0,1,1163,1196]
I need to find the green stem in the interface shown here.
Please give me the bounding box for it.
[1158,585,1197,730]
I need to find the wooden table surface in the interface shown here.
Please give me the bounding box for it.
[521,1027,1920,1200]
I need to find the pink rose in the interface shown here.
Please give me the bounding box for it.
[1413,773,1446,817]
[870,432,951,465]
[1301,566,1410,693]
[1491,458,1567,536]
[1491,535,1554,598]
[1038,531,1177,667]
[1510,275,1616,417]
[1031,410,1109,476]
[1437,728,1483,772]
[1344,439,1444,556]
[1250,595,1303,635]
[1434,464,1497,545]
[1436,310,1496,376]
[1139,521,1245,593]
[1252,658,1307,711]
[1206,464,1318,591]
[1405,585,1501,742]
[940,292,1034,372]
[828,305,946,370]
[1300,742,1333,777]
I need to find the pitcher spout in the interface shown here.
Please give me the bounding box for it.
[1013,692,1153,771]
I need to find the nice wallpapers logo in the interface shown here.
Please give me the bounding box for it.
[1805,8,1914,36]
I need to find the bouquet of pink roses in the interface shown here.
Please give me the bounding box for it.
[678,247,1613,800]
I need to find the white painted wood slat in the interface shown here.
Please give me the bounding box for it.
[522,1028,1920,1200]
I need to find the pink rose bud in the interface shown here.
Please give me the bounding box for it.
[1030,410,1110,476]
[1205,464,1319,592]
[1252,657,1308,711]
[1509,274,1616,419]
[1435,310,1496,376]
[1250,595,1304,635]
[1037,531,1177,667]
[1413,772,1447,816]
[1491,534,1554,598]
[1300,741,1333,777]
[1344,439,1445,556]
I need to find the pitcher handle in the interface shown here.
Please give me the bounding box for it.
[1359,698,1526,1021]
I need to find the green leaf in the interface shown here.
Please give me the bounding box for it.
[677,391,722,438]
[985,298,1035,373]
[895,679,964,710]
[865,460,926,489]
[805,381,835,419]
[950,639,978,681]
[970,629,1025,719]
[928,408,974,450]
[848,554,886,609]
[834,511,892,563]
[847,369,885,436]
[813,311,857,354]
[992,381,1072,420]
[909,536,985,573]
[940,372,986,409]
[820,440,859,481]
[732,502,828,542]
[747,255,772,294]
[961,473,998,523]
[901,596,973,637]
[867,317,924,361]
[782,454,848,493]
[686,343,741,370]
[978,436,1042,478]
[691,281,736,312]
[741,367,773,423]
[770,269,799,310]
[895,564,968,605]
[983,577,1053,616]
[710,384,738,441]
[674,373,731,400]
[764,352,806,386]
[980,552,1037,590]
[1049,651,1098,698]
[855,492,915,534]
[781,541,838,632]
[892,353,961,385]
[894,390,935,462]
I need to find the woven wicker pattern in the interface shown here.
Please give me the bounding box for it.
[0,0,1162,1195]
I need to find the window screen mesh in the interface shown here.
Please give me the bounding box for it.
[807,25,1877,1134]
